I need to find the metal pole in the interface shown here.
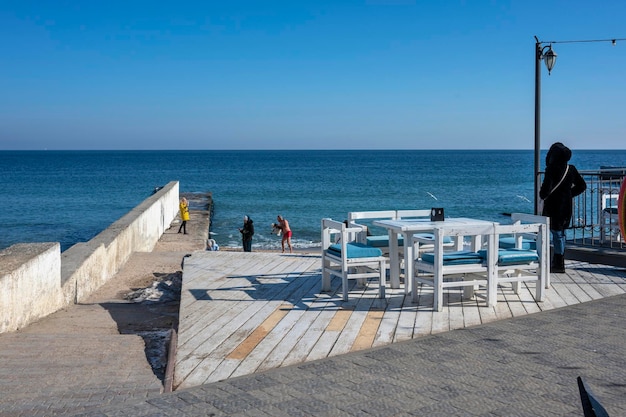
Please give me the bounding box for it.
[534,40,542,215]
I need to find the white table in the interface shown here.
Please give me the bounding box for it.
[373,217,495,294]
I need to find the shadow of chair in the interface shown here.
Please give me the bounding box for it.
[578,376,611,417]
[321,218,387,301]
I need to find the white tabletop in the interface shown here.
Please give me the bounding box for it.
[373,217,494,232]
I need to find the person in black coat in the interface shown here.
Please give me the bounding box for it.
[239,215,254,252]
[539,142,587,273]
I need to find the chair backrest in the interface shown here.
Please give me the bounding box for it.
[432,223,496,252]
[510,213,550,228]
[507,214,549,254]
[321,218,362,250]
[347,210,397,243]
[395,209,431,219]
[577,376,610,417]
[348,210,397,223]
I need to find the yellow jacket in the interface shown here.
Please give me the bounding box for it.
[179,202,190,221]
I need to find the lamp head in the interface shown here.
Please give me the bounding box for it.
[544,46,557,74]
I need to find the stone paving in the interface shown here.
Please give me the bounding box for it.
[83,292,626,416]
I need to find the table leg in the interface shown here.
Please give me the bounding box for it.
[403,232,414,295]
[388,230,400,288]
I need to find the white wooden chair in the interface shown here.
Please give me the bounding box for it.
[321,218,387,301]
[489,216,548,304]
[508,213,551,288]
[413,223,496,311]
[347,210,398,255]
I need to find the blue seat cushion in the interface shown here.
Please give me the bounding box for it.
[478,249,539,265]
[327,242,383,259]
[414,233,454,244]
[366,235,404,247]
[499,236,536,250]
[421,251,484,265]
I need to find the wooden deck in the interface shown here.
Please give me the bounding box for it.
[173,251,626,390]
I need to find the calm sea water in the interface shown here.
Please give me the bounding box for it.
[1,150,624,252]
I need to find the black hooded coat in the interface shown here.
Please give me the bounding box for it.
[539,142,587,231]
[241,216,254,242]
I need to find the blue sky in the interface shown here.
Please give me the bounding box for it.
[1,0,625,150]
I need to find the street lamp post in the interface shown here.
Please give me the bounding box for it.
[533,36,624,214]
[534,36,557,215]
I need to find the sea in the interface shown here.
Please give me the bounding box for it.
[1,150,625,253]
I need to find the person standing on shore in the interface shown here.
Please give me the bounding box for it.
[539,142,586,273]
[178,197,190,234]
[239,215,254,252]
[277,215,293,253]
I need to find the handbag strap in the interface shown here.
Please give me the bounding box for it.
[545,165,570,199]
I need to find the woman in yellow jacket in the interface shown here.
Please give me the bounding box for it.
[178,197,190,234]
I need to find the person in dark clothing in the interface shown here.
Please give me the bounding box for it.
[539,142,587,273]
[239,215,254,252]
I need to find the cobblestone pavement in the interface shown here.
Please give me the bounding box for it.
[79,292,626,417]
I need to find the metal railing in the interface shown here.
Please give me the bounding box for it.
[565,167,625,249]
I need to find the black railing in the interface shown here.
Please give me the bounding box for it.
[566,167,625,249]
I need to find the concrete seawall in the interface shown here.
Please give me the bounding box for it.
[0,181,180,333]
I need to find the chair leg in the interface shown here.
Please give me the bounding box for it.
[411,262,419,303]
[342,273,349,301]
[462,283,475,300]
[434,275,443,312]
[378,260,386,299]
[321,258,331,292]
[535,271,545,302]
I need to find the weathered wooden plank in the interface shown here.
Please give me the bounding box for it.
[174,251,626,391]
[501,286,530,318]
[394,288,419,342]
[541,275,569,310]
[351,310,384,351]
[413,285,434,337]
[201,261,320,371]
[487,287,513,322]
[551,272,587,306]
[514,282,543,315]
[461,295,483,328]
[176,254,320,385]
[589,263,626,293]
[557,271,595,303]
[281,291,341,366]
[567,267,606,301]
[177,255,291,355]
[178,253,267,335]
[329,289,375,356]
[448,286,466,331]
[254,281,344,372]
[373,289,405,347]
[564,261,614,298]
[431,292,450,334]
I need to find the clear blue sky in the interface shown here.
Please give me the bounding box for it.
[1,0,625,150]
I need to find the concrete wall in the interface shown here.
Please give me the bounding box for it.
[0,243,62,333]
[0,181,180,333]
